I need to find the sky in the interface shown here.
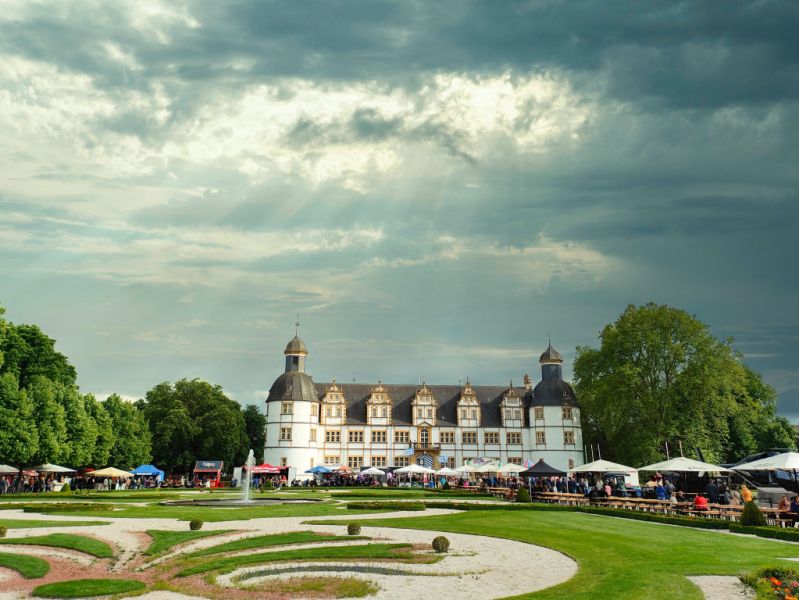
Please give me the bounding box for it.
[1,1,797,420]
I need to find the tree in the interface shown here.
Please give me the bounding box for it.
[0,324,76,388]
[574,303,794,466]
[0,372,38,467]
[60,386,98,468]
[141,379,249,473]
[242,405,267,463]
[28,376,68,464]
[86,395,114,467]
[103,394,152,469]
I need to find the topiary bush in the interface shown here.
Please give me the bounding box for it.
[741,501,767,527]
[347,523,361,535]
[59,483,71,493]
[189,519,203,531]
[0,525,6,538]
[432,536,450,553]
[516,487,531,503]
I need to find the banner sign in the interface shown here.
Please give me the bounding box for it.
[404,447,414,456]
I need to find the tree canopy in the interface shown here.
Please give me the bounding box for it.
[242,405,267,463]
[574,303,795,466]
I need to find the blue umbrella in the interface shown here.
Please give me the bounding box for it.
[131,464,165,481]
[305,465,331,474]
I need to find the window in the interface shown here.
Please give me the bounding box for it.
[506,432,521,445]
[513,408,521,420]
[534,406,544,420]
[325,430,341,443]
[508,457,523,465]
[394,456,410,467]
[440,431,454,444]
[460,408,467,420]
[348,430,364,443]
[309,428,317,442]
[470,409,477,420]
[484,432,500,444]
[281,402,293,415]
[563,430,575,445]
[280,427,292,441]
[280,456,287,466]
[462,431,477,444]
[447,457,456,469]
[562,407,573,420]
[426,408,433,419]
[371,430,387,443]
[311,404,318,417]
[335,407,342,418]
[394,430,409,444]
[381,407,388,418]
[325,406,332,417]
[372,456,386,467]
[535,431,546,445]
[348,455,363,469]
[324,455,339,465]
[568,458,575,470]
[371,407,378,418]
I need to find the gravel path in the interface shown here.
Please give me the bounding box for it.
[688,576,754,599]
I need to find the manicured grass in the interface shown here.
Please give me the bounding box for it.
[27,501,395,522]
[177,542,420,577]
[314,509,799,599]
[0,519,108,529]
[264,576,379,598]
[33,578,145,598]
[0,533,114,558]
[145,529,233,555]
[0,551,50,578]
[186,531,368,558]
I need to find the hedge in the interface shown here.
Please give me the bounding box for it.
[22,504,115,513]
[346,502,426,511]
[730,524,799,543]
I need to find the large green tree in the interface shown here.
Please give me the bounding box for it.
[0,372,39,467]
[103,394,152,469]
[86,395,114,467]
[242,404,267,463]
[142,379,248,473]
[574,303,794,466]
[28,376,68,464]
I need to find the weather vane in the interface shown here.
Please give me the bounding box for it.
[295,314,300,336]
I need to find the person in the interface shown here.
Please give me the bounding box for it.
[741,484,753,503]
[603,481,612,497]
[790,496,799,514]
[706,479,719,504]
[730,488,742,506]
[693,493,709,511]
[778,495,790,513]
[655,481,666,501]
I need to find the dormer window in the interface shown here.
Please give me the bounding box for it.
[457,379,480,427]
[367,381,393,425]
[412,382,436,426]
[500,383,523,428]
[321,379,345,425]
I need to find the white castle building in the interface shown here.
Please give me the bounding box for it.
[264,335,584,473]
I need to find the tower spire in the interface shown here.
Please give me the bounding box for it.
[295,314,300,336]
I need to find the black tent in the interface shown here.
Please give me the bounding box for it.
[521,459,566,477]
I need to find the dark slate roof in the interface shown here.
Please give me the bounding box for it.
[267,371,317,402]
[532,378,578,407]
[314,383,532,427]
[284,335,307,355]
[539,343,563,363]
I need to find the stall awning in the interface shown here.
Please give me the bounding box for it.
[193,460,223,473]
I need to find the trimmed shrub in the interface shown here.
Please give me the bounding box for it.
[189,519,203,531]
[0,525,6,538]
[59,483,71,493]
[347,523,361,536]
[730,524,799,543]
[516,488,531,503]
[432,536,450,553]
[741,501,767,527]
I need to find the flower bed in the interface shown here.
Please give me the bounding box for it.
[742,567,799,599]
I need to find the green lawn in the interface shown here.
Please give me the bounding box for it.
[145,529,234,555]
[33,579,145,598]
[177,542,420,577]
[185,531,368,558]
[313,509,799,599]
[0,518,108,529]
[25,501,394,522]
[0,551,50,578]
[0,533,114,558]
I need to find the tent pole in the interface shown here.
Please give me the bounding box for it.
[597,445,602,460]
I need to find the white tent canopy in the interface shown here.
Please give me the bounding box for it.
[570,459,637,474]
[360,467,386,476]
[90,467,133,478]
[0,464,18,474]
[394,464,436,475]
[497,463,527,474]
[435,467,459,476]
[734,452,799,471]
[32,463,76,473]
[638,457,729,473]
[456,464,477,473]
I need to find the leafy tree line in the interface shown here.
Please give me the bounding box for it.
[575,303,796,466]
[0,306,266,473]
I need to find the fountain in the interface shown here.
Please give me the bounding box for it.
[241,449,255,503]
